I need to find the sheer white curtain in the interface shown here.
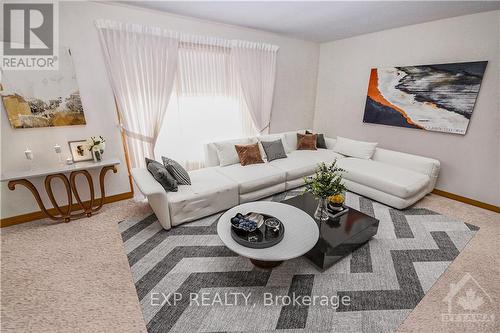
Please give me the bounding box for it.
[231,41,278,135]
[96,20,179,168]
[154,35,257,170]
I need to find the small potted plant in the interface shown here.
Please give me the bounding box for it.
[87,136,105,162]
[303,161,347,221]
[327,193,346,211]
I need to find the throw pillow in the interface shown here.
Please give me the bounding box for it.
[161,156,191,185]
[297,133,317,150]
[261,139,287,162]
[145,158,178,192]
[235,143,264,166]
[213,138,253,166]
[258,134,291,154]
[334,136,378,159]
[305,130,327,149]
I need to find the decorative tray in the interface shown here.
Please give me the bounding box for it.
[230,212,285,249]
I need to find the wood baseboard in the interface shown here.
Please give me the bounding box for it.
[0,191,134,228]
[432,189,500,213]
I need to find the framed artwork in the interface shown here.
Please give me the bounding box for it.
[1,47,87,128]
[68,140,92,162]
[362,61,487,135]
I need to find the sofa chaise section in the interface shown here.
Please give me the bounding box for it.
[131,167,238,230]
[334,148,440,209]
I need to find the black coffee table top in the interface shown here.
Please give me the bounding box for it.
[282,193,379,269]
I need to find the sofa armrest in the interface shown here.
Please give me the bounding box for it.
[131,168,172,230]
[372,148,440,189]
[131,168,164,196]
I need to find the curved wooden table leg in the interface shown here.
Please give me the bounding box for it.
[92,165,117,212]
[7,164,118,223]
[70,170,95,217]
[45,174,73,222]
[8,179,61,221]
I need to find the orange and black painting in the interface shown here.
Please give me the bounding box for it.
[362,61,487,135]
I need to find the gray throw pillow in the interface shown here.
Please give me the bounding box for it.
[145,158,178,192]
[306,130,327,149]
[162,156,191,185]
[261,139,287,162]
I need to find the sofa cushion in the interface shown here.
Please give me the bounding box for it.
[162,156,191,185]
[216,163,286,194]
[145,158,178,192]
[309,149,344,164]
[166,167,238,226]
[213,138,254,167]
[334,137,378,159]
[269,150,318,180]
[305,130,327,149]
[235,143,264,166]
[258,133,291,155]
[297,133,317,150]
[282,130,308,152]
[337,158,430,198]
[261,139,287,162]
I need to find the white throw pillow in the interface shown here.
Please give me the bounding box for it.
[283,130,308,151]
[214,138,253,166]
[334,137,378,159]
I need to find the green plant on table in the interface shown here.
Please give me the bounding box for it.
[303,161,346,199]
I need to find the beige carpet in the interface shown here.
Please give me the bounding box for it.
[1,193,499,332]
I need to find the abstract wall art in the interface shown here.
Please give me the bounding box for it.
[362,61,487,135]
[1,48,86,129]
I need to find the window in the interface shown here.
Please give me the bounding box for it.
[155,40,256,169]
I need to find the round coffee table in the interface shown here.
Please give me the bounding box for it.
[217,201,319,268]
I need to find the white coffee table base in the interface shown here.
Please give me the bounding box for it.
[217,201,319,268]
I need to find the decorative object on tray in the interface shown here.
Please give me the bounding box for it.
[304,161,347,222]
[327,193,345,211]
[327,204,349,220]
[230,212,285,249]
[87,136,106,162]
[68,140,92,162]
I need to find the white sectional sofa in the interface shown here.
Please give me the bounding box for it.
[132,130,440,230]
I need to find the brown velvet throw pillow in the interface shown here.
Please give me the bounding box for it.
[235,143,264,166]
[297,133,317,150]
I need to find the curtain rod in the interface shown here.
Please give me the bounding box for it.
[95,19,280,52]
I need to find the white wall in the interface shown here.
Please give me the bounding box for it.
[314,10,500,206]
[0,2,319,219]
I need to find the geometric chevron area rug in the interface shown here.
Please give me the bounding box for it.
[119,189,479,333]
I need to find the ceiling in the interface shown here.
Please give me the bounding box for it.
[120,1,500,42]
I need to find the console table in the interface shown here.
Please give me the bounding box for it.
[0,159,120,222]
